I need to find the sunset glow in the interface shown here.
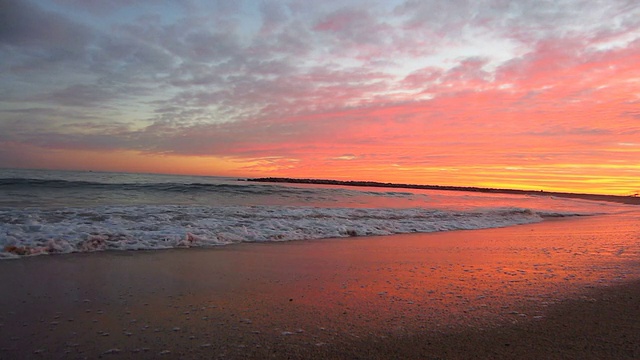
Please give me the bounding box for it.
[1,0,639,194]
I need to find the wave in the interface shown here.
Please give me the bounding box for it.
[0,205,591,259]
[0,177,283,195]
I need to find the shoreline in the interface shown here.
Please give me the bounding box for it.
[1,213,639,359]
[248,177,640,205]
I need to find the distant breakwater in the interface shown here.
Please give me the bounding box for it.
[247,178,640,206]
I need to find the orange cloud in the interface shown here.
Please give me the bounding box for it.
[2,1,639,195]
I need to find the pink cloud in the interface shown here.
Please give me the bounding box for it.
[3,0,640,193]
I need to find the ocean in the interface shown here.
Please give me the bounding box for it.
[0,169,633,259]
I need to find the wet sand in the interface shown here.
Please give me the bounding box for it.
[1,213,639,359]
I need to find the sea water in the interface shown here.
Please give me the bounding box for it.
[0,169,633,259]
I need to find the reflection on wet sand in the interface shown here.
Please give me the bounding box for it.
[0,213,638,359]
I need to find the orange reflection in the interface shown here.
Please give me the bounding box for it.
[243,213,640,332]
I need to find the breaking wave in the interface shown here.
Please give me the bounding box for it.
[0,205,589,259]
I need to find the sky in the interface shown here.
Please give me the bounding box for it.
[1,0,639,195]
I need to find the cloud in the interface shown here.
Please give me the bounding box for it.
[52,0,140,14]
[1,0,639,193]
[34,84,118,107]
[259,1,290,34]
[331,154,358,160]
[0,0,90,47]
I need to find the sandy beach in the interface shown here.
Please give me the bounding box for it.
[1,212,639,359]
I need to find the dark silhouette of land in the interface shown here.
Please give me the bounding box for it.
[248,177,640,205]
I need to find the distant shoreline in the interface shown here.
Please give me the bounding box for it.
[248,177,640,206]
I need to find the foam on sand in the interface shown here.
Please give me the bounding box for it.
[0,204,601,258]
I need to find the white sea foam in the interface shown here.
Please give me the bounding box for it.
[0,205,594,258]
